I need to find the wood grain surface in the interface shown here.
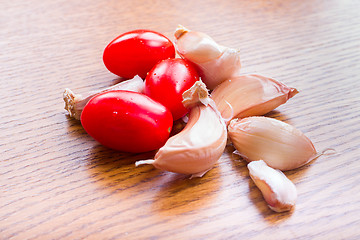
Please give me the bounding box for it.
[1,0,360,239]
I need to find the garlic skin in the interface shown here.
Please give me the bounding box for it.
[174,25,241,90]
[63,75,144,120]
[211,74,298,122]
[228,117,317,171]
[248,160,297,212]
[136,81,227,177]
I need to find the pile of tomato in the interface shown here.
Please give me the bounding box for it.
[81,29,199,153]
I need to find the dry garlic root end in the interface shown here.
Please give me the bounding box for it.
[248,160,297,212]
[63,88,85,120]
[174,25,190,39]
[182,80,210,108]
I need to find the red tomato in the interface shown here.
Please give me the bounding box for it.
[81,90,173,153]
[103,30,175,79]
[144,58,199,120]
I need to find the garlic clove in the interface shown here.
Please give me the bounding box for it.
[228,116,317,171]
[211,74,298,122]
[174,25,224,64]
[248,160,297,212]
[174,25,241,90]
[63,75,144,120]
[136,80,227,177]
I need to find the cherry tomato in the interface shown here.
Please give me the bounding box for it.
[144,58,199,120]
[81,90,173,153]
[103,29,176,79]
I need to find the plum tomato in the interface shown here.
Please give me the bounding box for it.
[103,29,176,79]
[144,58,199,120]
[81,90,173,153]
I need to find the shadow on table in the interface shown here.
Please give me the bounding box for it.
[83,143,221,216]
[149,166,221,215]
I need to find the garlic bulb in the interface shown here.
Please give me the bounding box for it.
[228,117,317,171]
[174,25,241,90]
[248,160,297,212]
[63,75,144,120]
[211,74,298,122]
[136,80,227,177]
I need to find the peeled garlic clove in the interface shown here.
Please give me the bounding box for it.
[248,160,297,212]
[136,80,227,177]
[228,117,317,171]
[211,74,298,122]
[174,25,241,90]
[63,75,144,120]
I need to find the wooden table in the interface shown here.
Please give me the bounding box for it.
[2,0,360,239]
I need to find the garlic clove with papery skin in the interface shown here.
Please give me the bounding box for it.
[174,25,241,90]
[63,75,144,120]
[136,80,227,178]
[228,117,317,171]
[248,160,297,212]
[211,74,298,123]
